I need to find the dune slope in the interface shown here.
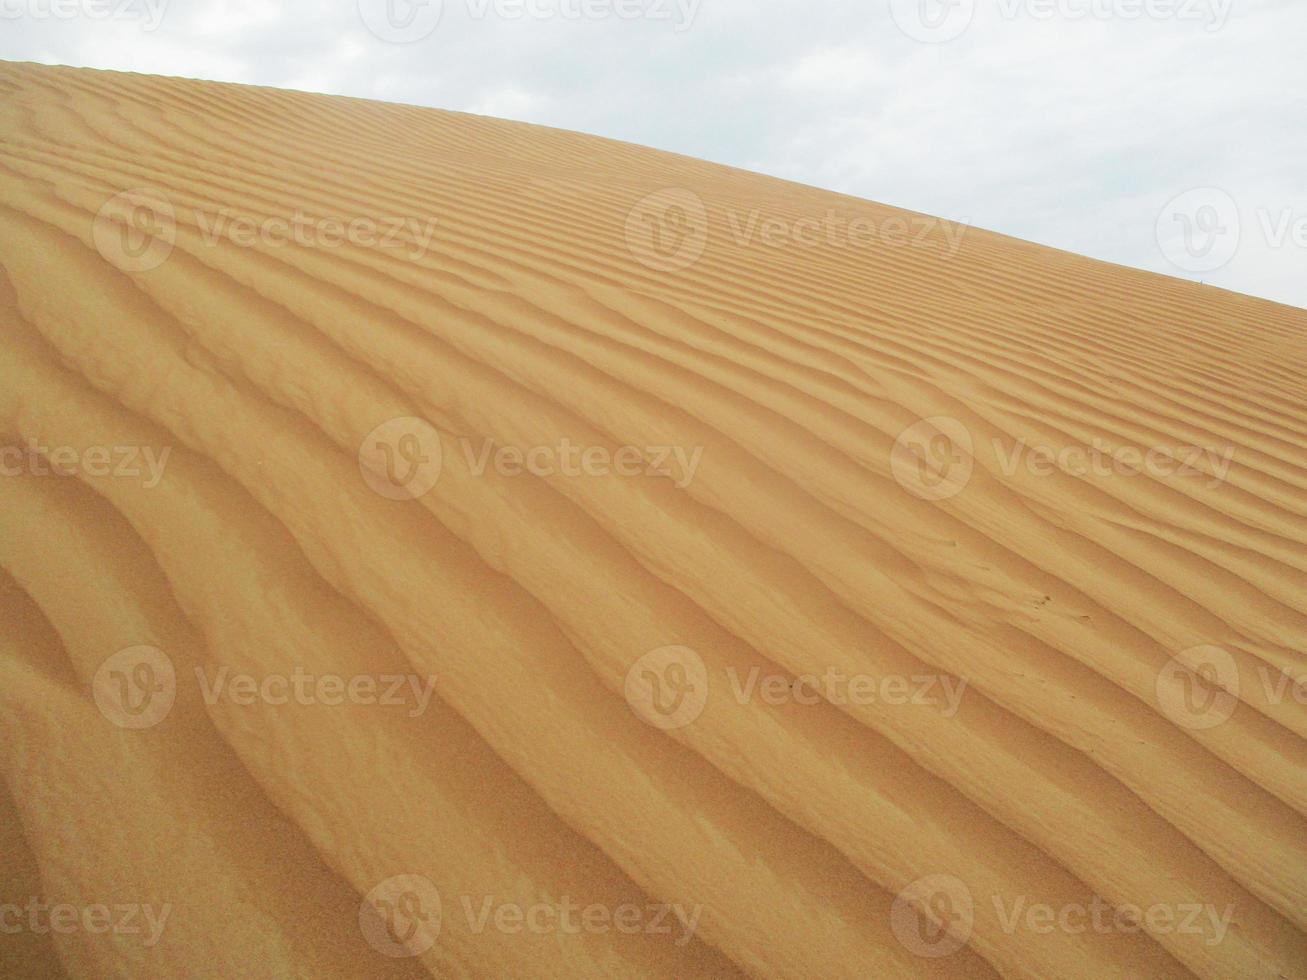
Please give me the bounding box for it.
[0,61,1305,979]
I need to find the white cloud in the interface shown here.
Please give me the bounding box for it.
[0,0,1301,309]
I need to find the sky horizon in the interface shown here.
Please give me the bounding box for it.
[3,0,1303,311]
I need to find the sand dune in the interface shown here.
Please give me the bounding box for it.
[1,60,1305,978]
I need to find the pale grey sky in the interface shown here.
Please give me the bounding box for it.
[4,0,1304,309]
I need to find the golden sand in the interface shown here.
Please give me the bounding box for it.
[1,60,1304,978]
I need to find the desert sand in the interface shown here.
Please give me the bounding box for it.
[0,60,1304,978]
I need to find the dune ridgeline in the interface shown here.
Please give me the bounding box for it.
[0,60,1305,979]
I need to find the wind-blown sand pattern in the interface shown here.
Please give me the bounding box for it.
[1,60,1305,979]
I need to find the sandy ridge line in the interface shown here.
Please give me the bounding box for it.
[5,110,1305,450]
[5,106,1301,449]
[0,235,942,979]
[49,181,1193,977]
[2,192,1296,980]
[0,461,735,979]
[11,62,1307,378]
[0,589,421,980]
[5,149,1301,857]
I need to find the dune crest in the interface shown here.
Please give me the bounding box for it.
[1,61,1305,979]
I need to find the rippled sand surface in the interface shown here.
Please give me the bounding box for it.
[1,60,1305,979]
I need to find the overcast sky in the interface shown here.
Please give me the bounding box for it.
[4,0,1304,310]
